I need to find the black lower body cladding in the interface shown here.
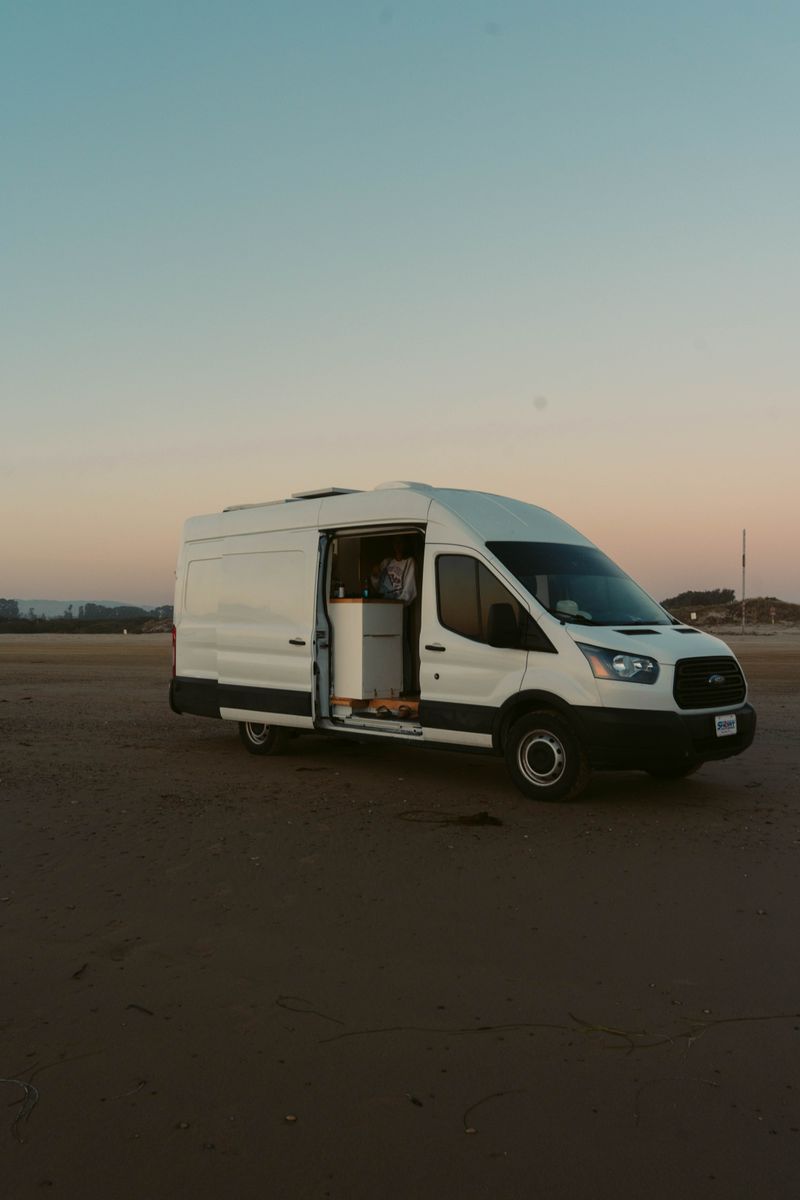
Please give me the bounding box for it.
[170,677,755,777]
[169,677,312,719]
[572,703,756,771]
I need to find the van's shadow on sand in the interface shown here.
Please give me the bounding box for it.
[181,721,742,817]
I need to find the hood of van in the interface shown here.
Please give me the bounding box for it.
[563,624,733,667]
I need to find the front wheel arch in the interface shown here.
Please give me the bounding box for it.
[493,690,577,753]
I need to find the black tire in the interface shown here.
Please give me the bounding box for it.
[238,721,291,756]
[504,710,590,802]
[646,762,700,780]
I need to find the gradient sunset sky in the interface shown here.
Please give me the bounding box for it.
[4,1,798,605]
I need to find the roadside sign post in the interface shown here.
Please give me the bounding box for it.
[741,529,746,633]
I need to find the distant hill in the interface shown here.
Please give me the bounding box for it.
[661,588,735,609]
[0,598,173,633]
[12,599,171,619]
[663,596,800,626]
[0,595,172,633]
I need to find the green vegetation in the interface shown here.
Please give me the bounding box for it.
[661,588,735,608]
[663,596,800,626]
[0,600,173,634]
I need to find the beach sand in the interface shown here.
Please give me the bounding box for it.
[2,633,798,1198]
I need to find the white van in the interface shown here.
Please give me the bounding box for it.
[170,482,755,801]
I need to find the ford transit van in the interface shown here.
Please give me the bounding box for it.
[170,482,755,801]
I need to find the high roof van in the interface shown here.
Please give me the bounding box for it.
[170,482,755,801]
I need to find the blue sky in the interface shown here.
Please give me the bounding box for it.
[3,1,798,603]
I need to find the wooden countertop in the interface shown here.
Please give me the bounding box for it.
[328,597,402,604]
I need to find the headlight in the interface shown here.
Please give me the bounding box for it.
[578,643,659,684]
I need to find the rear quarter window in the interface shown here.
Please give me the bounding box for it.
[184,558,221,618]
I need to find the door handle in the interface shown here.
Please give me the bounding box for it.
[289,638,306,646]
[425,643,446,652]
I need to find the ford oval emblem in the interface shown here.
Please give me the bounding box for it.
[708,673,726,685]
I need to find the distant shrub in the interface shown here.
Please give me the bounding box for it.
[0,617,167,634]
[661,588,735,608]
[662,596,800,626]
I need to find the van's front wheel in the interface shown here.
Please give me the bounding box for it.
[504,711,589,802]
[238,722,290,756]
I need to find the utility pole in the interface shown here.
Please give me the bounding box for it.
[741,529,746,632]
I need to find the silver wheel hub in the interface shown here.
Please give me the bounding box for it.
[246,723,270,745]
[516,729,566,787]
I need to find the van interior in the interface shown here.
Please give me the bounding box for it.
[325,528,424,730]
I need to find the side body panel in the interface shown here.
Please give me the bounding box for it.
[217,529,319,727]
[174,546,221,680]
[173,526,319,727]
[418,543,529,747]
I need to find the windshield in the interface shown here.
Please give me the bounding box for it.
[486,541,671,627]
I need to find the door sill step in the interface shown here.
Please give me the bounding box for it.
[331,696,420,720]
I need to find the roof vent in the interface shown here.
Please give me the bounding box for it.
[223,499,287,512]
[374,480,432,491]
[290,487,362,500]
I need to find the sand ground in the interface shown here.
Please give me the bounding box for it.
[1,633,799,1199]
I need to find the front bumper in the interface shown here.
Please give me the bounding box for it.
[572,703,756,771]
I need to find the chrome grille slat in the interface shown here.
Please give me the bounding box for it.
[673,656,746,710]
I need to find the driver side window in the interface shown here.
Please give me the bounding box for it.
[436,554,520,643]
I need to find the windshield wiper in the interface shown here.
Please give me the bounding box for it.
[546,608,599,626]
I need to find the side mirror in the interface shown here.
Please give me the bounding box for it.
[486,603,521,649]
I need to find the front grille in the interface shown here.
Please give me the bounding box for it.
[673,656,746,710]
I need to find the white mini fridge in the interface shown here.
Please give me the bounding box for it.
[329,600,403,698]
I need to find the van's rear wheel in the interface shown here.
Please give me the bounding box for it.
[238,722,290,756]
[504,710,589,802]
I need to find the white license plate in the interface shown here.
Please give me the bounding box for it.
[715,713,737,737]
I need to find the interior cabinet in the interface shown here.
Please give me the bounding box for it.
[329,600,403,698]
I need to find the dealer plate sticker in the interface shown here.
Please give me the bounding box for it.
[715,713,737,738]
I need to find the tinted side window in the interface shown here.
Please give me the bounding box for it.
[437,555,480,639]
[185,557,220,617]
[437,555,521,643]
